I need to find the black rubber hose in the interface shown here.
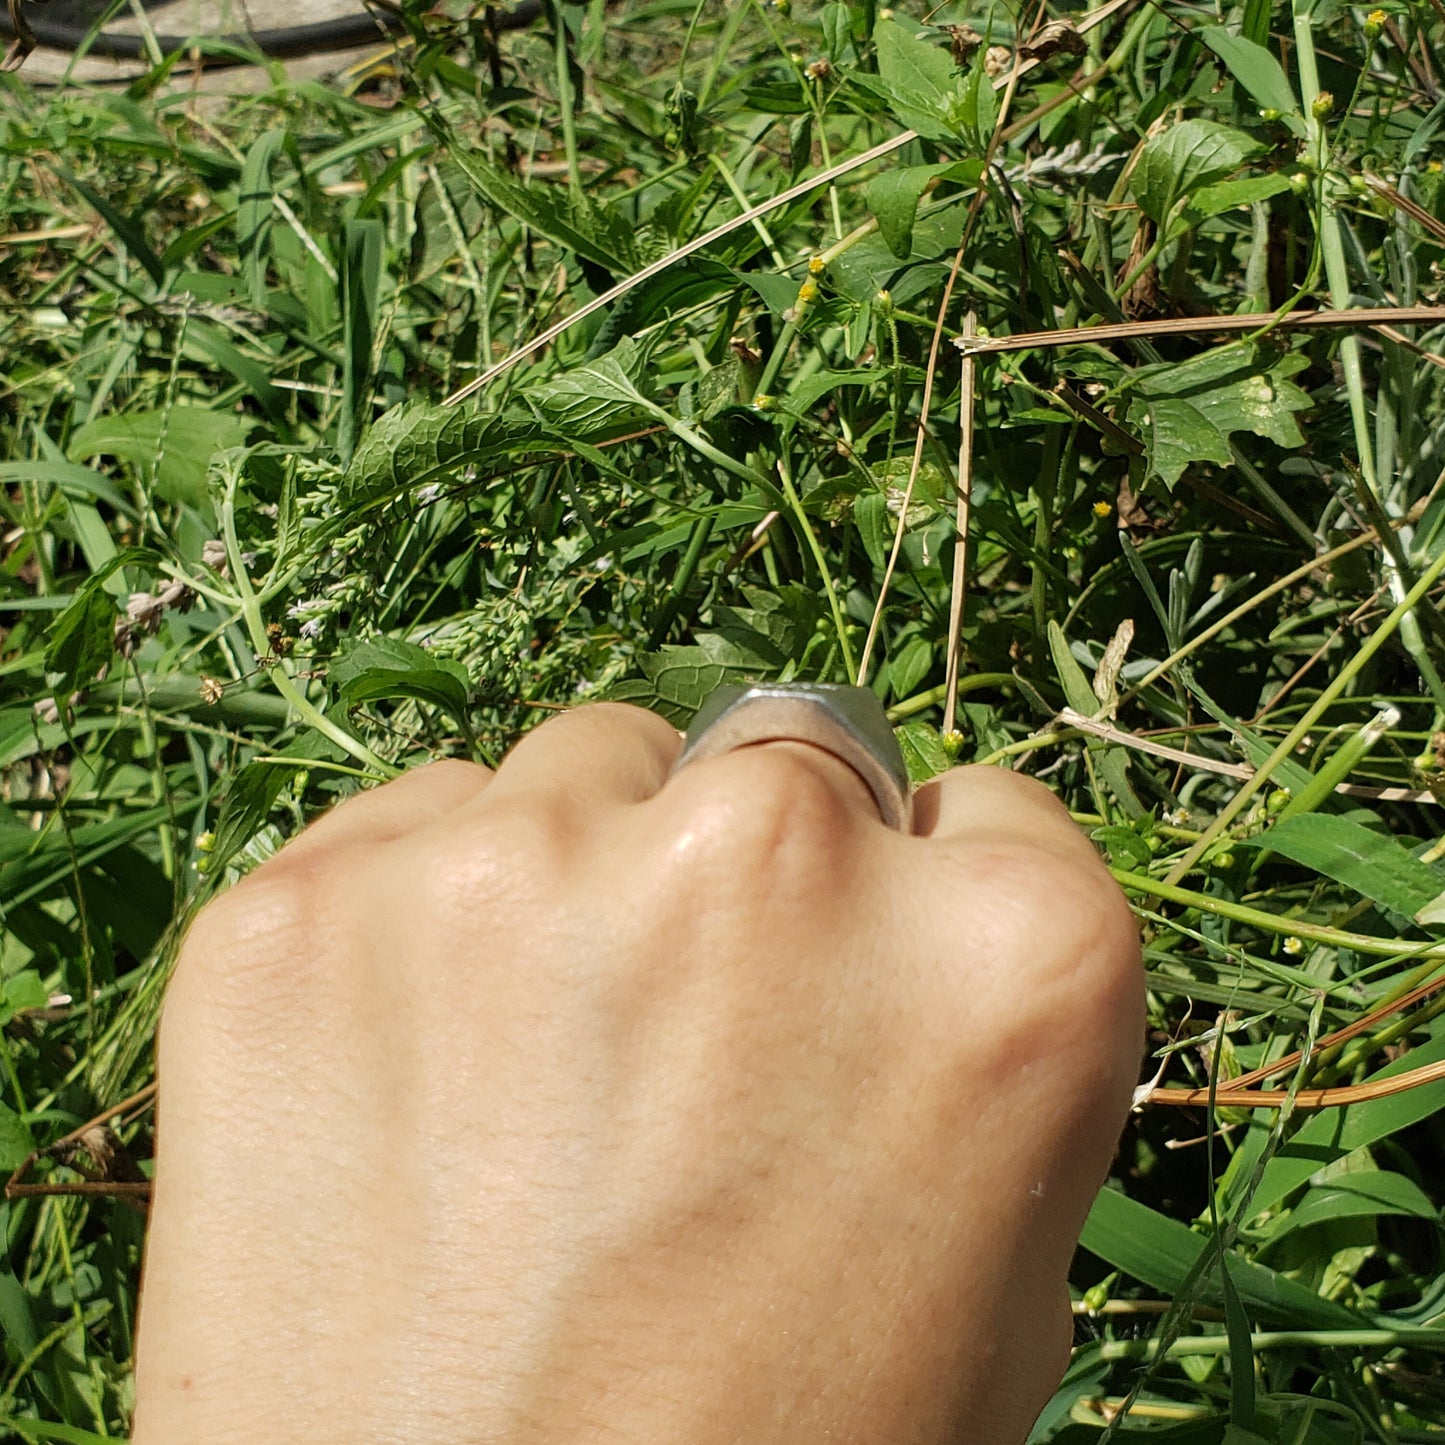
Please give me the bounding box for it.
[1,0,542,66]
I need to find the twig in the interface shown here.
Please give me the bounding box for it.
[4,1081,156,1204]
[953,305,1445,356]
[942,320,976,736]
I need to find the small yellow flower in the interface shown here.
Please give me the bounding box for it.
[797,279,819,304]
[1365,7,1387,34]
[1283,935,1304,956]
[1093,500,1113,518]
[807,254,826,275]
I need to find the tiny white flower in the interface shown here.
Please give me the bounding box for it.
[416,483,443,505]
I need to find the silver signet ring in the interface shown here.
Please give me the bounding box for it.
[670,683,913,832]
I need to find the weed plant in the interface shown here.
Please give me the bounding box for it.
[2,0,1445,1438]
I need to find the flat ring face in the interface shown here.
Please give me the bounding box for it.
[671,683,913,831]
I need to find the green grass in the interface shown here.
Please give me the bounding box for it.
[3,0,1445,1437]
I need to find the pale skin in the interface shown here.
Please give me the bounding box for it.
[132,702,1143,1444]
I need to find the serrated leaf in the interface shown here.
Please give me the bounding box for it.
[44,585,115,698]
[1244,812,1445,922]
[331,637,472,717]
[865,18,962,143]
[209,731,342,870]
[526,339,657,436]
[1132,344,1312,471]
[343,402,544,506]
[1132,119,1263,223]
[209,758,293,871]
[1199,26,1302,122]
[69,407,254,506]
[441,139,636,274]
[639,638,758,714]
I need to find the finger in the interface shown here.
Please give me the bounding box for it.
[660,738,888,831]
[911,765,1103,867]
[272,758,492,869]
[480,702,682,811]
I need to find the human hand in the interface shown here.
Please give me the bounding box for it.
[132,702,1141,1444]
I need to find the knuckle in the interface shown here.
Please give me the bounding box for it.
[168,862,328,1012]
[671,746,859,877]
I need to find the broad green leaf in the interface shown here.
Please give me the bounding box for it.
[786,367,895,417]
[1132,119,1263,223]
[1285,1170,1438,1232]
[0,970,49,1025]
[866,18,962,143]
[896,721,951,784]
[1129,396,1233,487]
[1193,370,1311,451]
[0,1099,34,1172]
[887,635,933,699]
[1048,620,1103,716]
[1250,1029,1445,1217]
[853,490,892,568]
[866,163,967,259]
[1082,1187,1360,1328]
[1244,812,1445,922]
[0,1419,119,1445]
[69,407,254,506]
[1127,346,1312,485]
[639,637,759,716]
[527,340,657,436]
[343,402,544,505]
[331,637,472,717]
[1182,172,1293,225]
[954,43,999,148]
[1199,27,1302,123]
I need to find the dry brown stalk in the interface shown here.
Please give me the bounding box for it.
[4,1081,156,1204]
[954,305,1445,356]
[1145,1058,1445,1110]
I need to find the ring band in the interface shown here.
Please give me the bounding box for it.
[671,683,913,831]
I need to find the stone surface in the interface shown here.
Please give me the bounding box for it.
[9,0,386,89]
